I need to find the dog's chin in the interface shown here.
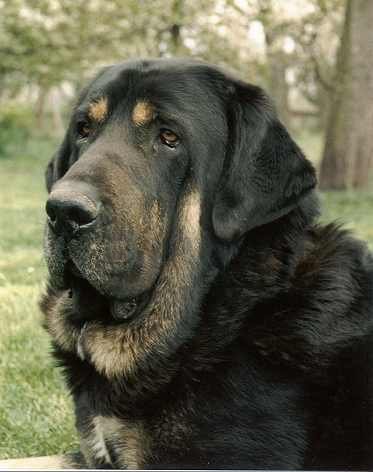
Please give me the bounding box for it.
[52,260,151,323]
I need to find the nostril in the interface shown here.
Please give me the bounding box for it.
[46,200,57,225]
[68,204,97,226]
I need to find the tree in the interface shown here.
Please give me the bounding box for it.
[0,0,352,143]
[228,0,344,130]
[319,0,373,189]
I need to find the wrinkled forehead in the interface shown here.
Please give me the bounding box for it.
[77,60,225,130]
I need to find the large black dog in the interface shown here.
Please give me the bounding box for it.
[41,59,373,469]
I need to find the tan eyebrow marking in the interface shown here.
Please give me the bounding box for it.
[88,96,108,122]
[132,100,155,125]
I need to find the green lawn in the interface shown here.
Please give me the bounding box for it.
[0,139,78,460]
[0,135,372,460]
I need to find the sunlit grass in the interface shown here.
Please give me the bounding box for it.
[295,129,373,248]
[320,190,373,249]
[0,133,372,459]
[0,139,79,459]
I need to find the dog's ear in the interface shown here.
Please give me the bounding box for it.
[212,79,317,241]
[45,132,72,193]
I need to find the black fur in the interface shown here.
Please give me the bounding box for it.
[41,59,373,470]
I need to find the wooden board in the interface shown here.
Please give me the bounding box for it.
[0,455,65,470]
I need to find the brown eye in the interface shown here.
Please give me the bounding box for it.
[77,120,91,139]
[160,129,179,148]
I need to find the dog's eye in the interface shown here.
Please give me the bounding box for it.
[159,129,179,148]
[77,120,91,139]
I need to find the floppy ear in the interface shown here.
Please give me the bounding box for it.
[212,80,317,241]
[45,132,72,193]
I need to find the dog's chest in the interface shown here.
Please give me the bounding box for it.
[90,416,111,465]
[85,415,148,469]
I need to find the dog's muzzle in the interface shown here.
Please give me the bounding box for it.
[45,181,150,322]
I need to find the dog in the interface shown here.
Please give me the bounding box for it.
[40,58,373,469]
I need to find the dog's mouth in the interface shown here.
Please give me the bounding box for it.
[64,261,150,323]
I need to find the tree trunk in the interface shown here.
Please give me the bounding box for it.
[169,0,184,55]
[262,21,290,128]
[268,51,290,127]
[319,0,373,189]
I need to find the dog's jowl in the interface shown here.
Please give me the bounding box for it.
[40,59,373,470]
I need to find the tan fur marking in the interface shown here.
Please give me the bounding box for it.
[98,416,150,469]
[44,293,80,353]
[180,188,201,252]
[90,417,111,464]
[132,101,155,125]
[82,323,138,377]
[88,97,108,122]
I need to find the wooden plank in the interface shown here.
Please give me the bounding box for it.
[0,455,65,470]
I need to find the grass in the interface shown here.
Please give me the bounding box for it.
[320,191,373,248]
[0,138,78,460]
[295,127,373,248]
[0,132,372,460]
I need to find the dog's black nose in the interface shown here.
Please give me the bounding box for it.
[46,183,99,236]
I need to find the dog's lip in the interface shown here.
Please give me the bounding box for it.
[110,298,138,320]
[47,215,98,239]
[63,260,151,323]
[110,288,152,322]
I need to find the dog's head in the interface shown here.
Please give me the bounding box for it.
[44,59,316,321]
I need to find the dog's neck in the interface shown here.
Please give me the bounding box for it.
[179,193,320,368]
